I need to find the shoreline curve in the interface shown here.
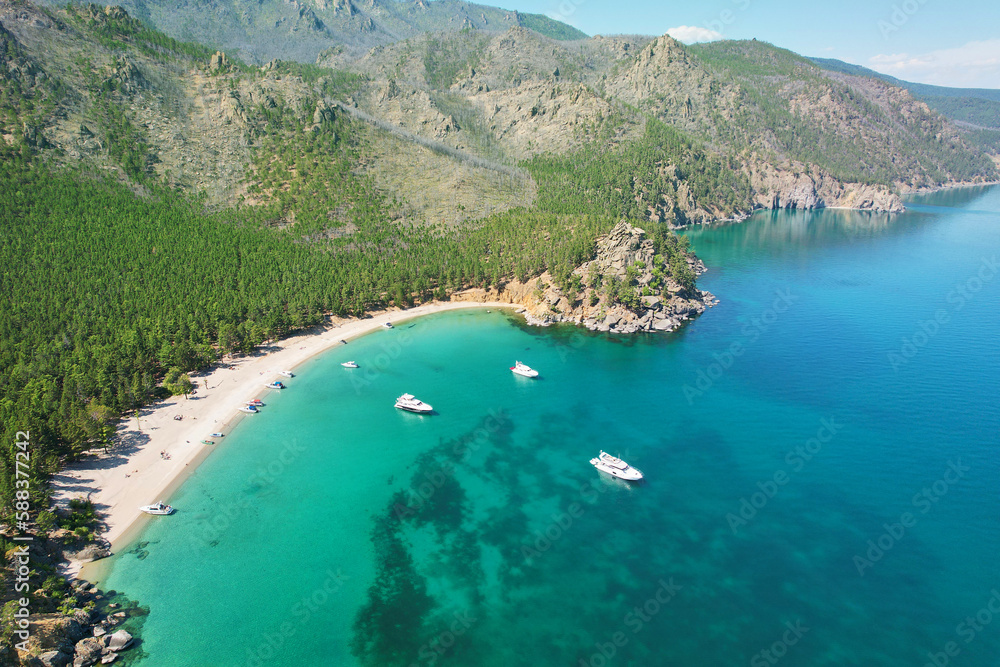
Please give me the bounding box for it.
[52,301,516,577]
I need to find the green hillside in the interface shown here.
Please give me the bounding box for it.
[516,12,587,40]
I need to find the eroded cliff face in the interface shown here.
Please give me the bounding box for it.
[749,163,905,212]
[454,221,716,333]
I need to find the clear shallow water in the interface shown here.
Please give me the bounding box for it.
[97,186,1000,666]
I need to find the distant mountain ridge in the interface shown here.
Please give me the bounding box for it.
[810,57,1000,129]
[72,0,588,64]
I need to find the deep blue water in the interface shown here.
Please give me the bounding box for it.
[96,185,1000,666]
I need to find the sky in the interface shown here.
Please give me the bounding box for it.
[488,0,1000,89]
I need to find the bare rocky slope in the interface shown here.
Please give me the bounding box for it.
[332,28,996,220]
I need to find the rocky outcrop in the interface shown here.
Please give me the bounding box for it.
[64,541,111,565]
[39,650,71,667]
[750,162,905,213]
[208,51,229,72]
[71,638,102,667]
[454,221,716,333]
[13,569,143,667]
[25,615,85,657]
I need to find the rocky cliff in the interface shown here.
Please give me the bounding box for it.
[749,162,905,212]
[454,221,716,334]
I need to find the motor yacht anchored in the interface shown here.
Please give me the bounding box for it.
[590,451,643,481]
[510,361,539,378]
[395,393,433,413]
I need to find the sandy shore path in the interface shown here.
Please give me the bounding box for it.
[51,301,514,572]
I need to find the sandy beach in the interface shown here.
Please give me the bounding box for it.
[51,300,514,573]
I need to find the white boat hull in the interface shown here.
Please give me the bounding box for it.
[510,361,539,378]
[590,451,643,481]
[139,504,175,515]
[396,402,433,413]
[395,394,433,413]
[591,460,643,481]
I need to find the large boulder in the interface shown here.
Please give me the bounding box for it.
[68,544,110,564]
[107,630,133,652]
[72,637,103,667]
[39,651,71,667]
[641,295,661,309]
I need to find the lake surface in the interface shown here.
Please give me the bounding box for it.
[96,186,1000,666]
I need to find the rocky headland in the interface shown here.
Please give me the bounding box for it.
[454,221,716,333]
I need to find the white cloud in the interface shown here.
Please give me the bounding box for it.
[869,39,1000,88]
[665,26,724,45]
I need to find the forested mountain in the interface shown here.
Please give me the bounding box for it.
[0,0,998,530]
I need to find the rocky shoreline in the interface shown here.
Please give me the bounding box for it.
[454,221,717,334]
[21,591,140,667]
[2,525,143,667]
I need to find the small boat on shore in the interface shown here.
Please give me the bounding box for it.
[239,405,258,414]
[395,393,433,413]
[265,380,285,389]
[342,361,359,368]
[201,439,215,445]
[278,370,294,378]
[383,322,393,329]
[210,432,224,438]
[139,502,174,515]
[590,451,643,481]
[247,399,264,407]
[510,361,539,378]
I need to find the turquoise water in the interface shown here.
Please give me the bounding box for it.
[97,186,1000,666]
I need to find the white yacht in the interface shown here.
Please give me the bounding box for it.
[139,502,175,515]
[395,393,433,413]
[341,361,359,368]
[383,322,394,329]
[279,370,294,378]
[238,405,258,414]
[265,380,285,389]
[510,361,539,378]
[590,451,644,481]
[210,432,225,438]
